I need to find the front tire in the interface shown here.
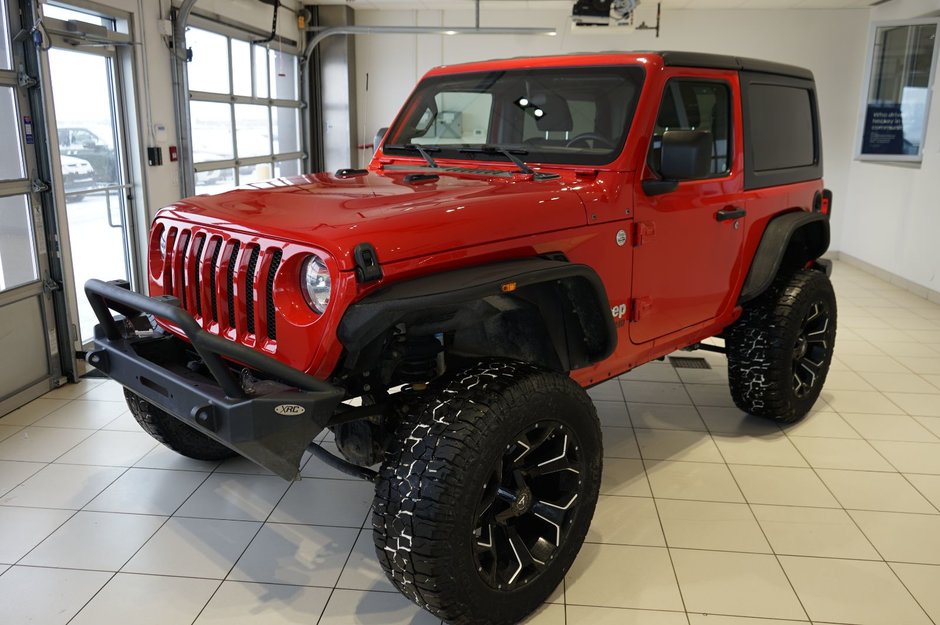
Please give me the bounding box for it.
[124,390,236,461]
[726,269,837,423]
[372,360,601,625]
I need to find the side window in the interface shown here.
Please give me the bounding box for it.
[747,84,815,171]
[649,80,732,176]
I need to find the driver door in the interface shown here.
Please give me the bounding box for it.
[630,71,746,344]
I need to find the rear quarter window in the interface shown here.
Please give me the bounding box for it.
[748,84,816,171]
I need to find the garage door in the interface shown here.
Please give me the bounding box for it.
[0,0,63,415]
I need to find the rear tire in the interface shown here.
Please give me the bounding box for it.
[372,360,601,625]
[124,389,235,461]
[726,269,837,423]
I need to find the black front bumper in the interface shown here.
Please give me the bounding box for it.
[84,279,345,480]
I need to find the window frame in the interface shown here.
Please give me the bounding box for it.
[855,17,940,164]
[186,16,304,191]
[647,77,734,181]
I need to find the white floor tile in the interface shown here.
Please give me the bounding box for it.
[635,428,722,463]
[32,399,127,429]
[586,495,664,547]
[123,516,261,578]
[100,410,142,432]
[782,410,860,439]
[317,588,440,625]
[230,522,358,587]
[0,424,21,442]
[916,416,940,438]
[0,566,110,625]
[41,378,104,400]
[217,454,278,476]
[21,510,165,570]
[788,436,894,471]
[176,473,290,522]
[268,478,373,527]
[78,380,128,402]
[336,528,395,592]
[194,581,332,625]
[671,549,806,620]
[587,380,624,402]
[697,406,781,435]
[819,389,905,414]
[521,603,566,624]
[780,556,932,625]
[0,506,72,562]
[592,400,631,428]
[566,543,683,610]
[869,440,940,474]
[70,573,219,625]
[620,381,690,405]
[600,458,652,497]
[0,398,71,426]
[676,366,728,385]
[850,510,940,564]
[134,443,221,471]
[817,468,936,513]
[840,412,939,442]
[684,383,738,408]
[0,463,124,509]
[859,371,939,393]
[85,467,209,515]
[887,392,940,417]
[751,504,880,560]
[730,465,839,508]
[896,356,940,375]
[824,369,876,391]
[890,562,940,624]
[687,616,810,625]
[905,473,940,510]
[657,499,770,553]
[601,426,640,458]
[0,459,44,496]
[627,402,706,431]
[0,426,94,462]
[712,433,808,467]
[646,460,744,502]
[566,605,687,624]
[55,430,157,467]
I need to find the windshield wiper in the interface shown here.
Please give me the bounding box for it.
[383,143,439,168]
[458,145,534,176]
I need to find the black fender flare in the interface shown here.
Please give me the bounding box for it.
[739,210,830,304]
[337,258,617,373]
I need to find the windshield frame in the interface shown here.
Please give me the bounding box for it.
[381,64,646,168]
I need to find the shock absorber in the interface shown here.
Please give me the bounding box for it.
[398,334,443,383]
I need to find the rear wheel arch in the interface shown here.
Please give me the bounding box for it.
[739,210,830,304]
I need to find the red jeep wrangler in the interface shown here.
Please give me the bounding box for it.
[86,51,836,625]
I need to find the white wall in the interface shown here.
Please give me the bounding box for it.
[840,0,940,293]
[353,6,871,253]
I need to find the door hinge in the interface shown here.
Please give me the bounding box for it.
[631,296,652,322]
[43,277,62,293]
[17,65,37,88]
[31,179,50,193]
[633,221,655,247]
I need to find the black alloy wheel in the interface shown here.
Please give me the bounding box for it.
[792,301,832,398]
[473,420,585,590]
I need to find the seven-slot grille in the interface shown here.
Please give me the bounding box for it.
[162,226,281,341]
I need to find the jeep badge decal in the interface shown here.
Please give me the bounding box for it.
[274,404,306,416]
[616,229,627,246]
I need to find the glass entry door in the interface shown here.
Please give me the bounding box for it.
[0,0,63,414]
[46,32,136,344]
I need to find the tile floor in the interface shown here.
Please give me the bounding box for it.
[1,259,940,625]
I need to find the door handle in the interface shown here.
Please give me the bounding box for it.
[716,206,746,222]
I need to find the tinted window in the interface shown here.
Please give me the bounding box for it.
[649,80,731,176]
[386,66,645,166]
[748,84,815,171]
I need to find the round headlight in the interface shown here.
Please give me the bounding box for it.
[159,228,168,256]
[301,255,331,314]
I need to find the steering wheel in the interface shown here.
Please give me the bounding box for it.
[565,133,616,149]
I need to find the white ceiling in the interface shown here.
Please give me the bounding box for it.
[315,0,875,10]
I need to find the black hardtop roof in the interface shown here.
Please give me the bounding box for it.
[653,51,814,81]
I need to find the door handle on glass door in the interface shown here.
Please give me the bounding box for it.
[716,207,746,222]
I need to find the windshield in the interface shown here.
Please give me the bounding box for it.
[384,65,645,166]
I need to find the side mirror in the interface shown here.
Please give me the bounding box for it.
[660,129,712,181]
[373,127,388,153]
